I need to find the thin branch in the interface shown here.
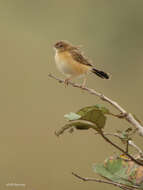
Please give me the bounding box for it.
[99,130,143,166]
[95,132,143,157]
[94,132,122,138]
[55,120,96,136]
[128,140,143,156]
[95,132,130,152]
[72,172,139,190]
[55,119,143,165]
[48,73,143,136]
[55,124,73,137]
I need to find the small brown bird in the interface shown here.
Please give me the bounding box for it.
[54,40,110,87]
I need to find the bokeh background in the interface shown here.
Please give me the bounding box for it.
[0,0,143,189]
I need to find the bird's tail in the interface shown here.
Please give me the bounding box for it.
[92,68,110,79]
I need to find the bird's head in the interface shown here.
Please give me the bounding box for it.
[54,41,70,52]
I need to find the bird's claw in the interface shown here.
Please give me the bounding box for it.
[64,79,70,87]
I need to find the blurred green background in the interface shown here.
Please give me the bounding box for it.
[0,0,143,189]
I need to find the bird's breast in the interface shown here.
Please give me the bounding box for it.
[55,51,75,77]
[55,51,90,77]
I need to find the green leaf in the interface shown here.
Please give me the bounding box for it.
[62,105,110,132]
[106,159,128,180]
[93,158,133,185]
[64,112,81,121]
[105,158,123,174]
[68,120,96,130]
[94,164,115,179]
[55,119,99,136]
[76,105,107,129]
[95,104,110,114]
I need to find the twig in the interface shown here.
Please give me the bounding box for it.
[128,140,143,156]
[55,120,143,165]
[48,73,143,136]
[99,131,143,166]
[55,120,96,136]
[94,132,121,138]
[72,172,139,190]
[95,132,130,152]
[94,133,143,157]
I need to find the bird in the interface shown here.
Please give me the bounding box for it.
[54,40,110,87]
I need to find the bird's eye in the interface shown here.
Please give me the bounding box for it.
[54,42,64,48]
[59,43,63,47]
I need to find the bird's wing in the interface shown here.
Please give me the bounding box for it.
[70,49,93,67]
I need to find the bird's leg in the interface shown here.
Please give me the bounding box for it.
[81,77,87,88]
[64,77,72,87]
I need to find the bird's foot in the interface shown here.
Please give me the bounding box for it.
[64,78,70,87]
[79,84,86,89]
